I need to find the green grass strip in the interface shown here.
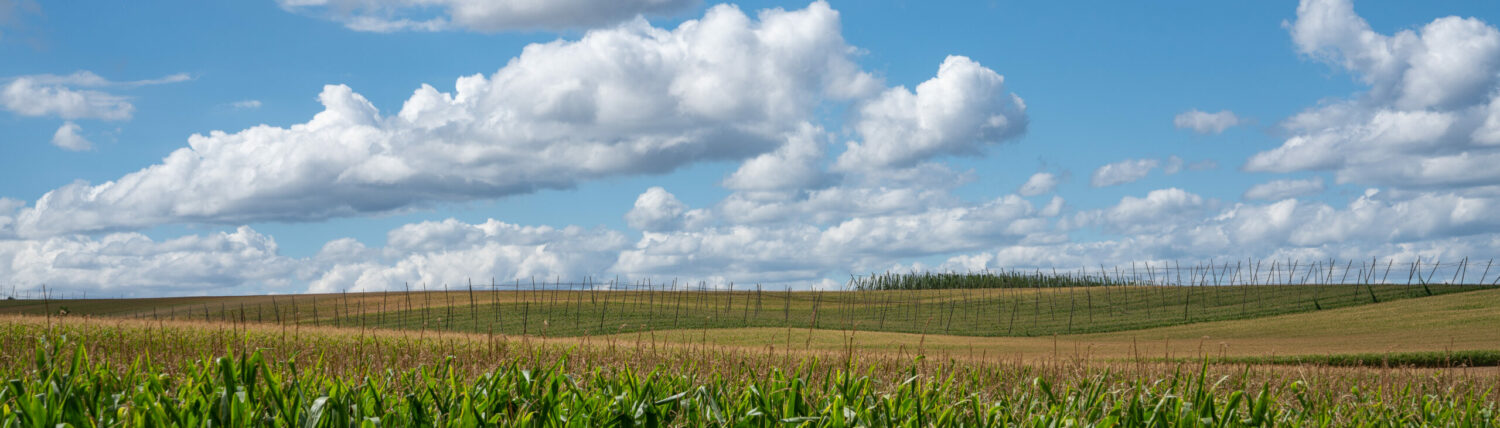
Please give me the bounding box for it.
[1161,350,1500,368]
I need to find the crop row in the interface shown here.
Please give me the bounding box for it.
[1,317,1498,426]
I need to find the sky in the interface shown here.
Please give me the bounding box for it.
[3,0,1500,296]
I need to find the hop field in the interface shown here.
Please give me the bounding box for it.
[2,281,1492,339]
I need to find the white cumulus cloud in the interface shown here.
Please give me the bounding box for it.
[309,218,629,292]
[1090,158,1159,187]
[0,71,191,122]
[230,100,262,109]
[1247,0,1500,190]
[0,226,295,297]
[1093,188,1211,234]
[8,2,883,238]
[835,55,1027,172]
[1174,109,1242,134]
[625,187,709,232]
[1017,172,1059,196]
[960,186,1500,271]
[2,77,133,120]
[722,122,832,192]
[279,0,698,33]
[615,193,1063,283]
[1243,177,1326,200]
[50,121,91,151]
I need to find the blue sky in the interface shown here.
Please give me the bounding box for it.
[3,0,1500,296]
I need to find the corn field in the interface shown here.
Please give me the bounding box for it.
[1,317,1497,426]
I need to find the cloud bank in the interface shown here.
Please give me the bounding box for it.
[6,2,890,238]
[1247,0,1500,190]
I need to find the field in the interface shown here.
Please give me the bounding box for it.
[2,273,1499,425]
[1,281,1488,337]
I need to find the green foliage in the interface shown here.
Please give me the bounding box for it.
[2,336,1497,427]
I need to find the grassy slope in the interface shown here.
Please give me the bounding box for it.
[618,287,1500,361]
[0,283,1490,339]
